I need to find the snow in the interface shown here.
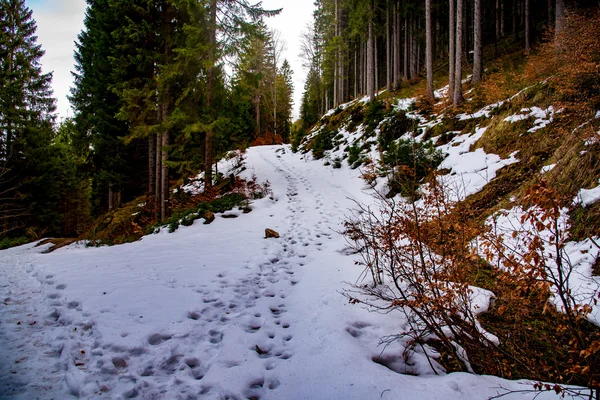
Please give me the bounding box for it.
[574,181,600,207]
[503,106,559,133]
[436,127,520,202]
[479,206,600,326]
[456,101,505,121]
[0,145,572,400]
[394,98,415,111]
[541,163,557,174]
[181,150,246,195]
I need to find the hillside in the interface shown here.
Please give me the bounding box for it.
[1,6,600,400]
[292,13,600,394]
[0,145,550,400]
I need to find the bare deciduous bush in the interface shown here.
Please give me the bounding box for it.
[344,178,600,397]
[343,178,499,373]
[481,183,600,396]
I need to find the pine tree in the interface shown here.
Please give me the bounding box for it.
[203,0,281,189]
[70,0,132,213]
[0,0,56,236]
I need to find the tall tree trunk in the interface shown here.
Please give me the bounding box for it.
[513,0,519,41]
[426,0,434,100]
[403,17,409,80]
[160,4,172,221]
[364,40,368,96]
[547,0,553,30]
[500,0,505,36]
[410,17,416,79]
[525,0,531,52]
[354,41,358,98]
[367,10,375,101]
[375,35,379,93]
[473,0,482,82]
[495,0,500,56]
[273,53,277,136]
[160,118,169,220]
[454,0,464,106]
[155,132,161,219]
[108,186,114,211]
[393,2,400,88]
[555,0,564,34]
[386,1,392,92]
[255,95,260,137]
[449,0,456,99]
[205,0,217,190]
[148,133,156,203]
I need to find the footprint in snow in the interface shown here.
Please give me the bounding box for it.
[147,333,172,346]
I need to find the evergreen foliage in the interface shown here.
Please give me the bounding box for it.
[0,0,56,237]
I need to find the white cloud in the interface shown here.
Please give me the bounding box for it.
[28,0,87,121]
[261,0,315,120]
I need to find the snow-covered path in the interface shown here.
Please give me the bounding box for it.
[1,145,559,400]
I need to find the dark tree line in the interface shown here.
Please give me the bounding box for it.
[71,0,293,221]
[0,0,294,241]
[300,0,584,126]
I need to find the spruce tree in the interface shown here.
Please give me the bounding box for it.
[70,0,132,213]
[0,0,56,236]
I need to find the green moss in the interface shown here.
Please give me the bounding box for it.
[164,193,246,233]
[0,236,29,250]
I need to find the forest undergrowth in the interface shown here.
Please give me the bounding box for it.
[304,9,600,397]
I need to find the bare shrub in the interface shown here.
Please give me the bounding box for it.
[343,178,499,374]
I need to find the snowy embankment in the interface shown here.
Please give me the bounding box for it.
[0,145,569,400]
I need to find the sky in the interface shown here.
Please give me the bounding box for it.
[27,0,315,122]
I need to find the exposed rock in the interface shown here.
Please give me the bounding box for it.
[203,211,215,224]
[112,357,127,369]
[265,228,280,239]
[221,214,238,219]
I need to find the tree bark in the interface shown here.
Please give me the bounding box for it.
[547,0,553,30]
[426,0,434,100]
[367,8,375,101]
[354,41,358,98]
[473,0,482,82]
[160,4,172,221]
[333,0,338,107]
[555,0,564,34]
[205,0,217,190]
[148,133,155,202]
[155,132,161,219]
[513,0,519,41]
[375,35,379,93]
[495,0,500,56]
[500,0,505,36]
[386,1,392,93]
[525,0,531,53]
[160,122,169,220]
[454,0,464,106]
[393,2,400,87]
[403,17,409,80]
[449,0,456,99]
